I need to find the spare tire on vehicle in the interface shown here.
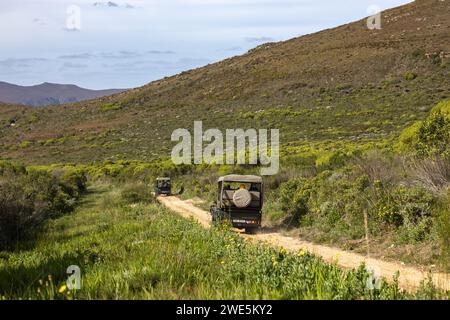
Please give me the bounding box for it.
[233,189,252,208]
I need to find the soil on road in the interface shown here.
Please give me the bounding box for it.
[157,195,450,292]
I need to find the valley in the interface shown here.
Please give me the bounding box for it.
[0,0,449,301]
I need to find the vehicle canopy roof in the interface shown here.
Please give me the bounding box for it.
[156,177,171,181]
[218,175,263,184]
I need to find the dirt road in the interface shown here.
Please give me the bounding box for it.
[157,195,450,292]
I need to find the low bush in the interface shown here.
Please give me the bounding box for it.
[416,108,449,158]
[277,170,368,239]
[119,183,154,204]
[53,168,88,199]
[0,162,87,250]
[398,101,450,157]
[100,103,122,112]
[404,72,417,81]
[279,178,309,224]
[374,185,433,222]
[315,151,347,170]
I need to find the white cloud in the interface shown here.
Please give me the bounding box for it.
[0,0,413,89]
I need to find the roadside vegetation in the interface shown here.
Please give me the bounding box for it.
[0,184,447,300]
[2,101,446,273]
[0,101,448,299]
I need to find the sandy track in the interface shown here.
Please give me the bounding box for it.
[157,195,450,292]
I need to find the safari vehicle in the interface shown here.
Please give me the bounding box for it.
[210,175,263,233]
[155,177,171,196]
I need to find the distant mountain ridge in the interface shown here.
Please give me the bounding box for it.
[0,81,126,107]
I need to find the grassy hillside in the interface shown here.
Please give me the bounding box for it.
[1,184,446,300]
[0,0,449,164]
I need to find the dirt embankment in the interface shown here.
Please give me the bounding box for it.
[157,196,450,292]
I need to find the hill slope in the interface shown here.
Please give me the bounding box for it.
[0,81,125,107]
[0,0,449,164]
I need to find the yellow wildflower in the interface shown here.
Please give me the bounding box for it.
[59,285,67,294]
[333,253,341,262]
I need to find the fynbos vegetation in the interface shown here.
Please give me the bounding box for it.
[0,161,86,250]
[0,0,448,301]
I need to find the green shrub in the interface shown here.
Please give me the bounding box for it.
[120,183,154,204]
[396,215,433,244]
[415,101,450,157]
[374,185,434,229]
[53,169,87,198]
[21,169,76,215]
[18,140,32,149]
[315,151,346,170]
[432,100,450,118]
[0,161,26,175]
[411,48,425,59]
[397,101,450,157]
[279,178,309,223]
[0,163,86,250]
[396,121,421,152]
[404,72,417,81]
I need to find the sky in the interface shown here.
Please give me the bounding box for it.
[0,0,412,90]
